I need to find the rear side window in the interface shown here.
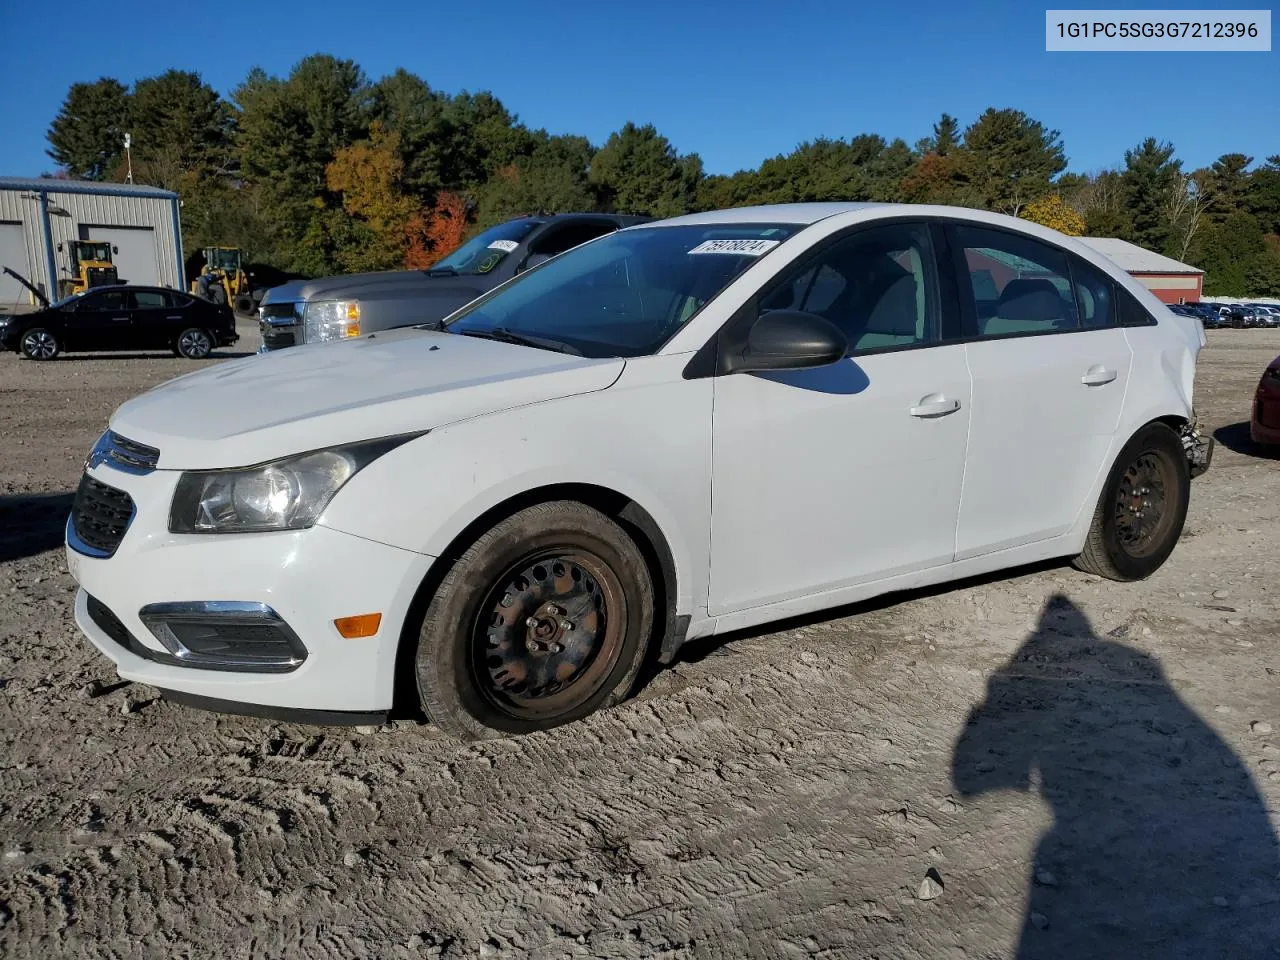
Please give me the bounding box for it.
[954,225,1079,337]
[1070,259,1114,329]
[529,222,618,258]
[130,290,167,308]
[1116,286,1158,327]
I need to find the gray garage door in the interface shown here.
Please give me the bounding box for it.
[83,225,159,287]
[0,222,31,305]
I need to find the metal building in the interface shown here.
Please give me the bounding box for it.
[1077,237,1205,304]
[0,177,183,305]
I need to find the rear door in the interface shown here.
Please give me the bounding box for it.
[949,223,1133,558]
[62,289,132,350]
[127,288,177,348]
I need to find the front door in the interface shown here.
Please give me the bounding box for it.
[949,224,1133,559]
[62,289,132,351]
[708,221,972,614]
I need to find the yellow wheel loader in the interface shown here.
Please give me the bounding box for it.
[56,240,120,299]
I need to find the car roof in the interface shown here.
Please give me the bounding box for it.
[653,202,891,227]
[536,212,653,226]
[80,284,174,293]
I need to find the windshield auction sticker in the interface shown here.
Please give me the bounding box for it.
[688,239,782,256]
[487,240,519,252]
[1046,9,1271,50]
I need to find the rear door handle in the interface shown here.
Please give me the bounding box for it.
[1081,365,1117,386]
[909,395,961,418]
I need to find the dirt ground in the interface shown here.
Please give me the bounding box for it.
[1,323,1278,960]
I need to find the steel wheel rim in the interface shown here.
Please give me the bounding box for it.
[180,330,210,357]
[24,331,55,359]
[470,549,625,721]
[1113,450,1174,558]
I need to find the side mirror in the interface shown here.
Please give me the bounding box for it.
[730,310,847,374]
[112,245,119,254]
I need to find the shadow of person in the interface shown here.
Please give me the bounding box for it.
[953,594,1280,958]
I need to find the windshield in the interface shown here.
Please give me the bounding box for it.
[208,248,240,272]
[445,223,800,357]
[430,219,542,275]
[50,290,88,309]
[74,242,111,263]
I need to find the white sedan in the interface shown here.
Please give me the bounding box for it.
[66,203,1211,739]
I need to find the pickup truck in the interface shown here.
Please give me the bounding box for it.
[257,212,650,352]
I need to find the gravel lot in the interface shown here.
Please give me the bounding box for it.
[1,323,1278,959]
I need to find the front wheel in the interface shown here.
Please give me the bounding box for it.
[20,328,60,360]
[414,501,655,740]
[1073,422,1190,581]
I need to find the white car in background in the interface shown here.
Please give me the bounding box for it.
[66,203,1212,740]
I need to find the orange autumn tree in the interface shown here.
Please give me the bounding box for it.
[406,190,469,269]
[325,121,416,271]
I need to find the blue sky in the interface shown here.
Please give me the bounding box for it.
[0,0,1275,178]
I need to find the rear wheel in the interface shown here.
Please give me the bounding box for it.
[20,328,59,361]
[1073,422,1190,581]
[414,501,654,740]
[175,327,212,359]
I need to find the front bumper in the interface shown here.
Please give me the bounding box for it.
[66,461,436,716]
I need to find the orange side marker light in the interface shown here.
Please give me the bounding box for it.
[335,613,382,639]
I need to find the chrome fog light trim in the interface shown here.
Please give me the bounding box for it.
[138,601,308,673]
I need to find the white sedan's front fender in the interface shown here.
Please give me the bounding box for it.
[318,354,714,622]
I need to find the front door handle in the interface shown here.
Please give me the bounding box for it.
[1082,365,1117,386]
[909,395,961,418]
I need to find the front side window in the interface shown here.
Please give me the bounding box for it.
[446,223,800,357]
[955,225,1079,337]
[81,290,128,312]
[760,222,939,354]
[429,219,543,276]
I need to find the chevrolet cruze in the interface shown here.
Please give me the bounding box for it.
[66,203,1212,739]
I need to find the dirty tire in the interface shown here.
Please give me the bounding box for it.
[1074,422,1190,581]
[20,328,60,361]
[175,328,213,359]
[415,501,654,741]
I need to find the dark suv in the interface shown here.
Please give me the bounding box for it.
[258,213,651,352]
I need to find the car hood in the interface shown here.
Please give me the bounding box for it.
[108,328,625,470]
[262,270,493,304]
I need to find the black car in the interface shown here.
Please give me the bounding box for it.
[0,285,238,361]
[257,212,652,352]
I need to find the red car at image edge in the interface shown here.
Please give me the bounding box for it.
[1253,355,1280,446]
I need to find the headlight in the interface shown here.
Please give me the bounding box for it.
[303,300,361,343]
[169,435,416,534]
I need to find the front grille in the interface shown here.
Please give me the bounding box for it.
[259,302,301,351]
[71,475,135,556]
[85,431,160,474]
[261,325,298,349]
[86,268,118,287]
[105,433,159,472]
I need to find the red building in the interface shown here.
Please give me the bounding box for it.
[1077,237,1205,304]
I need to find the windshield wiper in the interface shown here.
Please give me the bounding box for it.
[427,265,458,276]
[457,326,582,355]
